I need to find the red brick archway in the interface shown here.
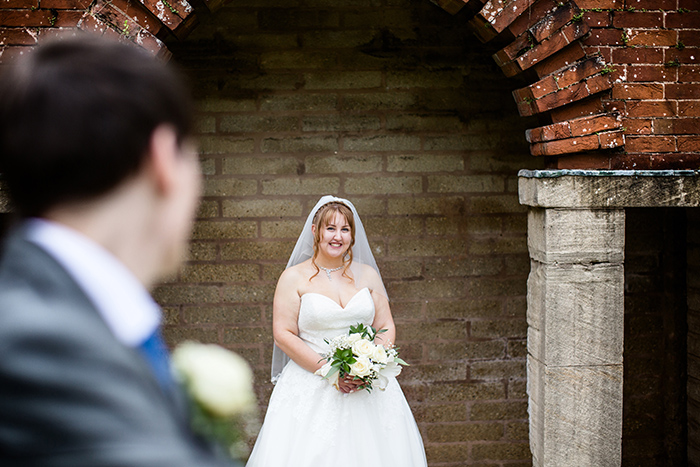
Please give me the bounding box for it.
[2,0,698,169]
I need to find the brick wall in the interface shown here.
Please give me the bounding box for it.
[585,1,700,169]
[0,0,175,60]
[624,208,687,465]
[430,0,700,169]
[3,0,700,170]
[153,1,539,464]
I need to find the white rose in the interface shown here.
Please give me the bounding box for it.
[349,356,373,378]
[351,338,375,358]
[371,345,388,364]
[347,333,362,343]
[172,341,256,418]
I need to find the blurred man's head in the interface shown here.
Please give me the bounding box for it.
[0,35,201,283]
[0,34,193,218]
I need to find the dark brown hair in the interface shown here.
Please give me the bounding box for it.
[310,202,355,281]
[0,34,193,217]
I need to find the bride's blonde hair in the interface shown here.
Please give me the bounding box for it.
[310,201,355,281]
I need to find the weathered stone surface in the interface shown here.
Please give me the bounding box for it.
[527,260,624,366]
[519,170,700,208]
[528,207,625,264]
[528,356,623,467]
[521,173,631,467]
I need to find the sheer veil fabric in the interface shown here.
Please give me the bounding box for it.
[270,195,388,383]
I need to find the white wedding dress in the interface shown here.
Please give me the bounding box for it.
[245,287,427,467]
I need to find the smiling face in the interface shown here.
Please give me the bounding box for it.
[316,211,352,261]
[311,202,355,267]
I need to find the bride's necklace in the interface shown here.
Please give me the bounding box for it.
[318,264,343,281]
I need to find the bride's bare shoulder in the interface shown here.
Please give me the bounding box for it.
[354,262,380,281]
[278,260,313,284]
[356,262,377,274]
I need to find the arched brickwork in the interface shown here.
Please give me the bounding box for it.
[433,0,700,169]
[0,0,203,60]
[2,0,699,169]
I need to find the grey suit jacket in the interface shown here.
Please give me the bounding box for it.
[0,226,239,467]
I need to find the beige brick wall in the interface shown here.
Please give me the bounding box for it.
[159,1,541,464]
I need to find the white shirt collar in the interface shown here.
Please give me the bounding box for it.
[24,218,161,347]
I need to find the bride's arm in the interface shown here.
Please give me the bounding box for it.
[366,267,396,346]
[272,269,326,374]
[272,269,360,393]
[372,292,396,347]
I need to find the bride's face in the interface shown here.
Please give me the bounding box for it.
[315,212,352,261]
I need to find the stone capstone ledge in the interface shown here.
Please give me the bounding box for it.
[519,169,700,208]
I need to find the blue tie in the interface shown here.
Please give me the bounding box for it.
[138,329,173,390]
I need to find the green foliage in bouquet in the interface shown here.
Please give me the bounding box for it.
[325,346,355,380]
[320,323,407,393]
[349,323,386,341]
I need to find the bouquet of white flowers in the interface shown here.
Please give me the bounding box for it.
[314,323,407,392]
[172,341,259,460]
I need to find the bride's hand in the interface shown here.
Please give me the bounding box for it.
[337,375,364,394]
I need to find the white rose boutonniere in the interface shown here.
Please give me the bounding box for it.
[172,341,258,460]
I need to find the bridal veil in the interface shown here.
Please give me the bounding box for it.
[270,195,388,383]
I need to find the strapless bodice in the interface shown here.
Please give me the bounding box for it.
[247,285,428,467]
[297,287,374,354]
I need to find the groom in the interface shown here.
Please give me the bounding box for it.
[0,36,239,466]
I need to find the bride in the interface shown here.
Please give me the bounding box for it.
[245,196,427,467]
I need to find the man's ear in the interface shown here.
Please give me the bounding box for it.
[147,125,179,195]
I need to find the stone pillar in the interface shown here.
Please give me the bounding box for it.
[520,169,700,467]
[526,207,624,466]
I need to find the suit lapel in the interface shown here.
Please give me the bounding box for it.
[0,226,193,430]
